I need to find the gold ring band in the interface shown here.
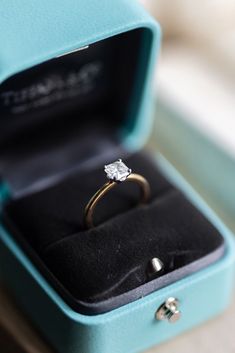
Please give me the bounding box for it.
[84,159,150,229]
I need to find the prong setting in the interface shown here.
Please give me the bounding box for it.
[104,159,132,182]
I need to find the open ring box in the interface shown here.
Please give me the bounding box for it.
[0,1,235,353]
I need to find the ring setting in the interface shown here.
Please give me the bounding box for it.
[84,159,150,229]
[104,159,132,182]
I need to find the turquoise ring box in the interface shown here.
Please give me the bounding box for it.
[0,1,235,353]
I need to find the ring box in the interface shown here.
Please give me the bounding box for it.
[0,1,235,353]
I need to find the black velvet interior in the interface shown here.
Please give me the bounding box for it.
[0,30,142,143]
[3,153,224,309]
[0,28,146,192]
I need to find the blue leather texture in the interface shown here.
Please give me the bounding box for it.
[0,0,155,81]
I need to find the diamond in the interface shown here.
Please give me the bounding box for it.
[104,159,132,182]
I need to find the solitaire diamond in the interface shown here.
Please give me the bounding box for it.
[104,159,132,182]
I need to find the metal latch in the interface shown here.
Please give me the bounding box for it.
[156,297,181,323]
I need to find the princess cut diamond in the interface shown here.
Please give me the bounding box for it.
[104,159,132,182]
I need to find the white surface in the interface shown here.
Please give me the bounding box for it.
[157,44,235,160]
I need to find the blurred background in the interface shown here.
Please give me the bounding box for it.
[140,0,235,228]
[139,1,235,353]
[142,0,235,156]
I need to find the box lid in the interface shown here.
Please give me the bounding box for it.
[0,0,160,150]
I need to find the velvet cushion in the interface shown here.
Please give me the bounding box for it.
[3,153,224,310]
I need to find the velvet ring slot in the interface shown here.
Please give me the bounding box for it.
[2,153,225,314]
